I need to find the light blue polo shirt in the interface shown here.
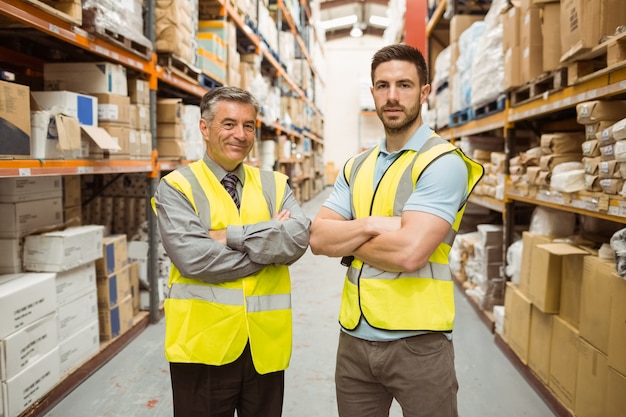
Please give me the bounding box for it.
[324,124,469,341]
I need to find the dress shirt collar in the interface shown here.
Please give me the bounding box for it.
[202,154,246,185]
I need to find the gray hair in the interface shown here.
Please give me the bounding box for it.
[200,86,261,123]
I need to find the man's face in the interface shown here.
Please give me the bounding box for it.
[200,101,256,171]
[370,60,430,134]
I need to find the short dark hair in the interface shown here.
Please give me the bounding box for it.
[370,44,429,86]
[200,86,261,123]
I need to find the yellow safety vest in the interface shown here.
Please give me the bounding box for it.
[157,160,292,374]
[339,134,484,331]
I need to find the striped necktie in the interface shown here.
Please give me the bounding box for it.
[221,173,240,208]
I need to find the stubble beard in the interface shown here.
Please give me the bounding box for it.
[379,103,421,136]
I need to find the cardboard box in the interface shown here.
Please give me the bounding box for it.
[606,367,626,417]
[0,313,57,381]
[58,319,98,376]
[127,78,150,105]
[56,289,98,339]
[55,261,96,307]
[0,80,31,157]
[608,273,626,375]
[1,346,60,417]
[92,93,130,125]
[139,131,152,158]
[575,339,608,417]
[96,263,131,309]
[99,294,133,341]
[43,62,128,95]
[541,2,561,72]
[157,98,182,124]
[503,282,532,363]
[558,244,588,328]
[30,112,83,159]
[0,197,63,239]
[549,315,580,410]
[530,243,588,313]
[0,273,57,340]
[80,125,123,159]
[157,122,183,139]
[528,306,553,384]
[0,238,22,274]
[131,104,150,131]
[502,6,521,51]
[98,123,130,158]
[0,176,62,203]
[62,175,81,208]
[449,14,483,43]
[23,225,104,272]
[579,256,615,354]
[503,47,523,90]
[577,100,626,125]
[31,90,98,127]
[157,138,186,158]
[95,234,127,276]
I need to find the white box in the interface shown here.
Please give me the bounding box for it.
[0,198,63,239]
[56,289,98,339]
[0,273,57,340]
[58,319,98,376]
[1,347,59,417]
[0,313,58,381]
[31,91,98,127]
[43,62,128,96]
[127,241,148,287]
[0,177,63,203]
[55,261,97,307]
[23,225,104,272]
[0,239,22,275]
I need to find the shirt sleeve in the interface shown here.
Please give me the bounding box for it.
[403,152,469,225]
[321,166,353,220]
[227,185,311,265]
[154,180,265,284]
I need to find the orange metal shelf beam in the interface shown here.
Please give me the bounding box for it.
[0,159,154,177]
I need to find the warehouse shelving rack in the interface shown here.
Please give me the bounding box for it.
[424,2,626,416]
[0,0,324,415]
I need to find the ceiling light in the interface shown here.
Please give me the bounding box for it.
[369,15,390,27]
[350,23,363,38]
[320,14,358,30]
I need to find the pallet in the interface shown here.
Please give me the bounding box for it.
[198,73,223,89]
[564,30,626,85]
[23,0,81,26]
[89,26,153,61]
[473,94,506,120]
[157,53,200,84]
[510,68,568,107]
[449,107,474,127]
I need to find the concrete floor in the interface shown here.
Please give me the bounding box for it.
[44,187,557,417]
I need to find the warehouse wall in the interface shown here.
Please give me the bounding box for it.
[323,35,385,171]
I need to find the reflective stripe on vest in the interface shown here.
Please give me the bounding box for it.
[158,160,293,373]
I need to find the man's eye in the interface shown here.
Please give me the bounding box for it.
[223,123,234,129]
[244,125,255,132]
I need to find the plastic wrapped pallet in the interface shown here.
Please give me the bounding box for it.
[469,0,508,107]
[451,21,485,113]
[82,0,152,54]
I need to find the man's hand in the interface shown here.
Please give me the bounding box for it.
[273,209,291,221]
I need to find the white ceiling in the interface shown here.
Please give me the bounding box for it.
[318,0,389,40]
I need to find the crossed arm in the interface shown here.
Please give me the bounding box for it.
[309,206,452,272]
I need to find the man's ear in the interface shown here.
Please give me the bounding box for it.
[199,118,209,137]
[420,84,431,104]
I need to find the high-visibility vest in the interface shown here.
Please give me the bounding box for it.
[339,134,484,331]
[158,160,292,374]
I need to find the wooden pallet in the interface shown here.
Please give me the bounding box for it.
[91,26,153,60]
[449,107,474,127]
[565,30,626,85]
[157,53,200,84]
[473,94,506,119]
[23,0,82,26]
[510,68,568,107]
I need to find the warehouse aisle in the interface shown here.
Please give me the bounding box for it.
[44,187,557,417]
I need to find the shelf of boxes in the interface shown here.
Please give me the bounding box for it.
[428,1,626,416]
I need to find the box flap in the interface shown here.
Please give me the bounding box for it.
[536,243,589,256]
[55,114,81,151]
[81,125,121,151]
